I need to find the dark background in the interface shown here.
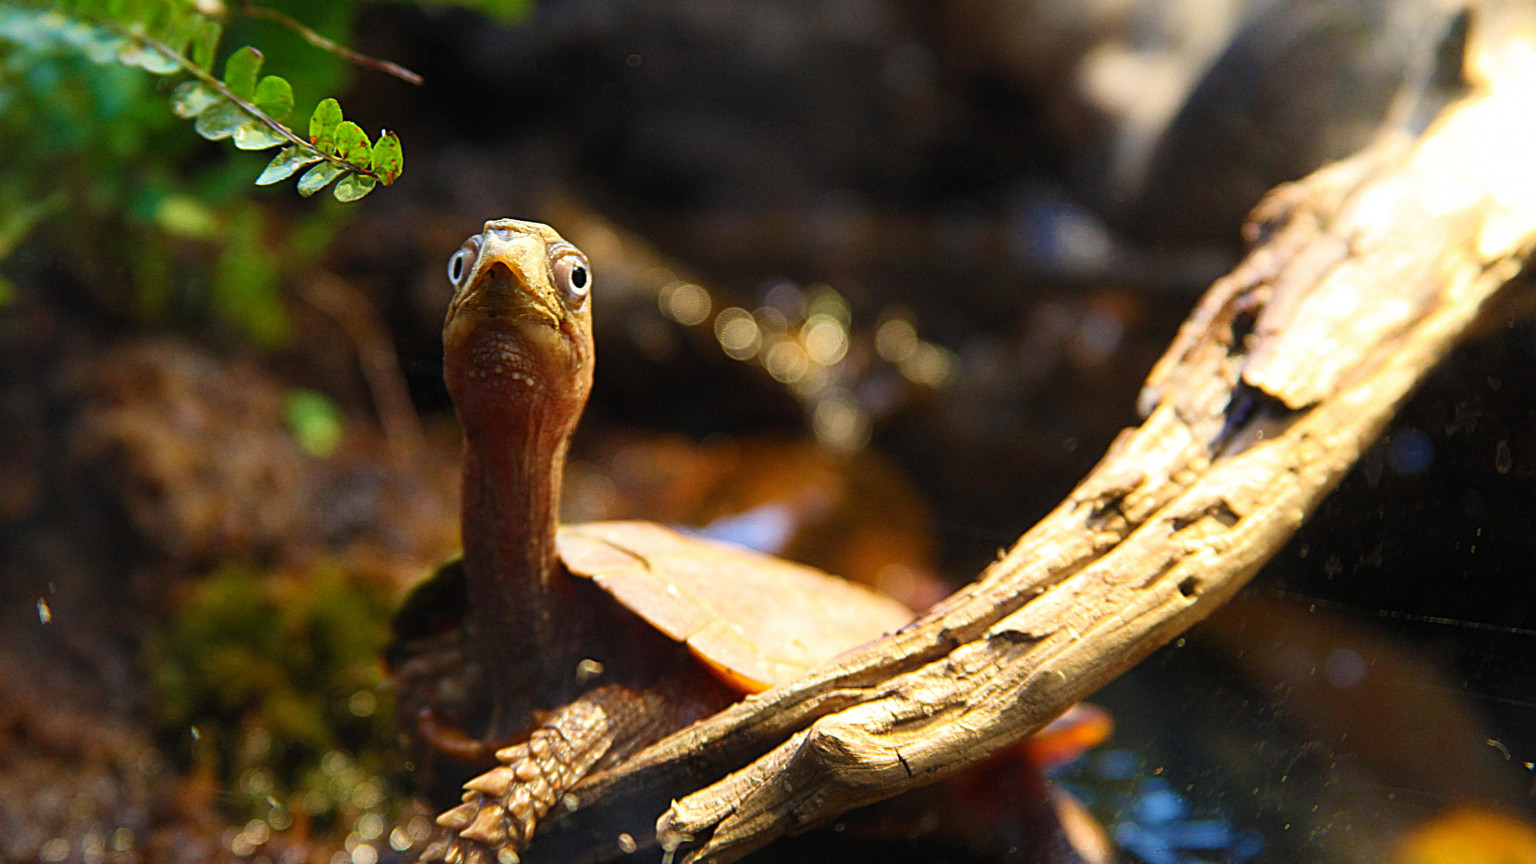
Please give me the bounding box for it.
[1,1,1531,862]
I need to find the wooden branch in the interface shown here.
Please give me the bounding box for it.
[526,15,1536,864]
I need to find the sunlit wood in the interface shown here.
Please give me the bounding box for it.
[520,12,1536,863]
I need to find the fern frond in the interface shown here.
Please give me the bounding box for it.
[27,1,404,201]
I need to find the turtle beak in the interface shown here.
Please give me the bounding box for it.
[452,259,560,331]
[447,227,562,332]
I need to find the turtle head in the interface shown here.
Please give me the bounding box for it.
[443,219,594,442]
[442,220,596,736]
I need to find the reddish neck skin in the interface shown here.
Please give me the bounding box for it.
[449,321,590,740]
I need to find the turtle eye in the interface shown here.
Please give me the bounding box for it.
[448,237,480,287]
[552,252,592,309]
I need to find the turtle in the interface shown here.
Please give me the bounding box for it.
[390,220,917,864]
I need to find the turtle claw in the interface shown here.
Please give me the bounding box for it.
[423,723,595,864]
[438,801,477,832]
[418,685,659,864]
[424,797,519,864]
[422,799,521,864]
[464,765,517,797]
[462,802,512,846]
[419,830,519,864]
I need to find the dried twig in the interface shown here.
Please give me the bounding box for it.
[516,13,1536,864]
[240,2,423,85]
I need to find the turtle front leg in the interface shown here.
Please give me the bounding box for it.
[420,681,696,864]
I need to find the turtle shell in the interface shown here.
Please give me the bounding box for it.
[557,521,914,693]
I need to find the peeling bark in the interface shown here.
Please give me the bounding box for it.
[524,13,1536,864]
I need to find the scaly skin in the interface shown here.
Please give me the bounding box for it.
[407,220,1109,863]
[420,221,736,863]
[442,220,595,741]
[424,671,727,864]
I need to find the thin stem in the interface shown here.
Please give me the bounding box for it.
[129,32,388,184]
[239,3,423,86]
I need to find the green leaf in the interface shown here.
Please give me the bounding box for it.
[256,146,323,186]
[194,101,249,141]
[253,75,293,123]
[118,40,179,74]
[369,132,403,185]
[470,0,535,22]
[223,46,263,101]
[189,18,221,71]
[296,163,347,197]
[161,10,201,58]
[154,194,218,239]
[284,390,344,457]
[308,98,343,153]
[172,81,219,118]
[333,173,376,202]
[145,50,182,74]
[143,0,175,37]
[80,32,130,65]
[333,121,369,166]
[116,0,154,28]
[234,120,287,151]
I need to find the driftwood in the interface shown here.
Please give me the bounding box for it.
[528,12,1536,864]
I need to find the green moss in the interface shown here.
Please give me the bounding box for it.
[147,561,403,829]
